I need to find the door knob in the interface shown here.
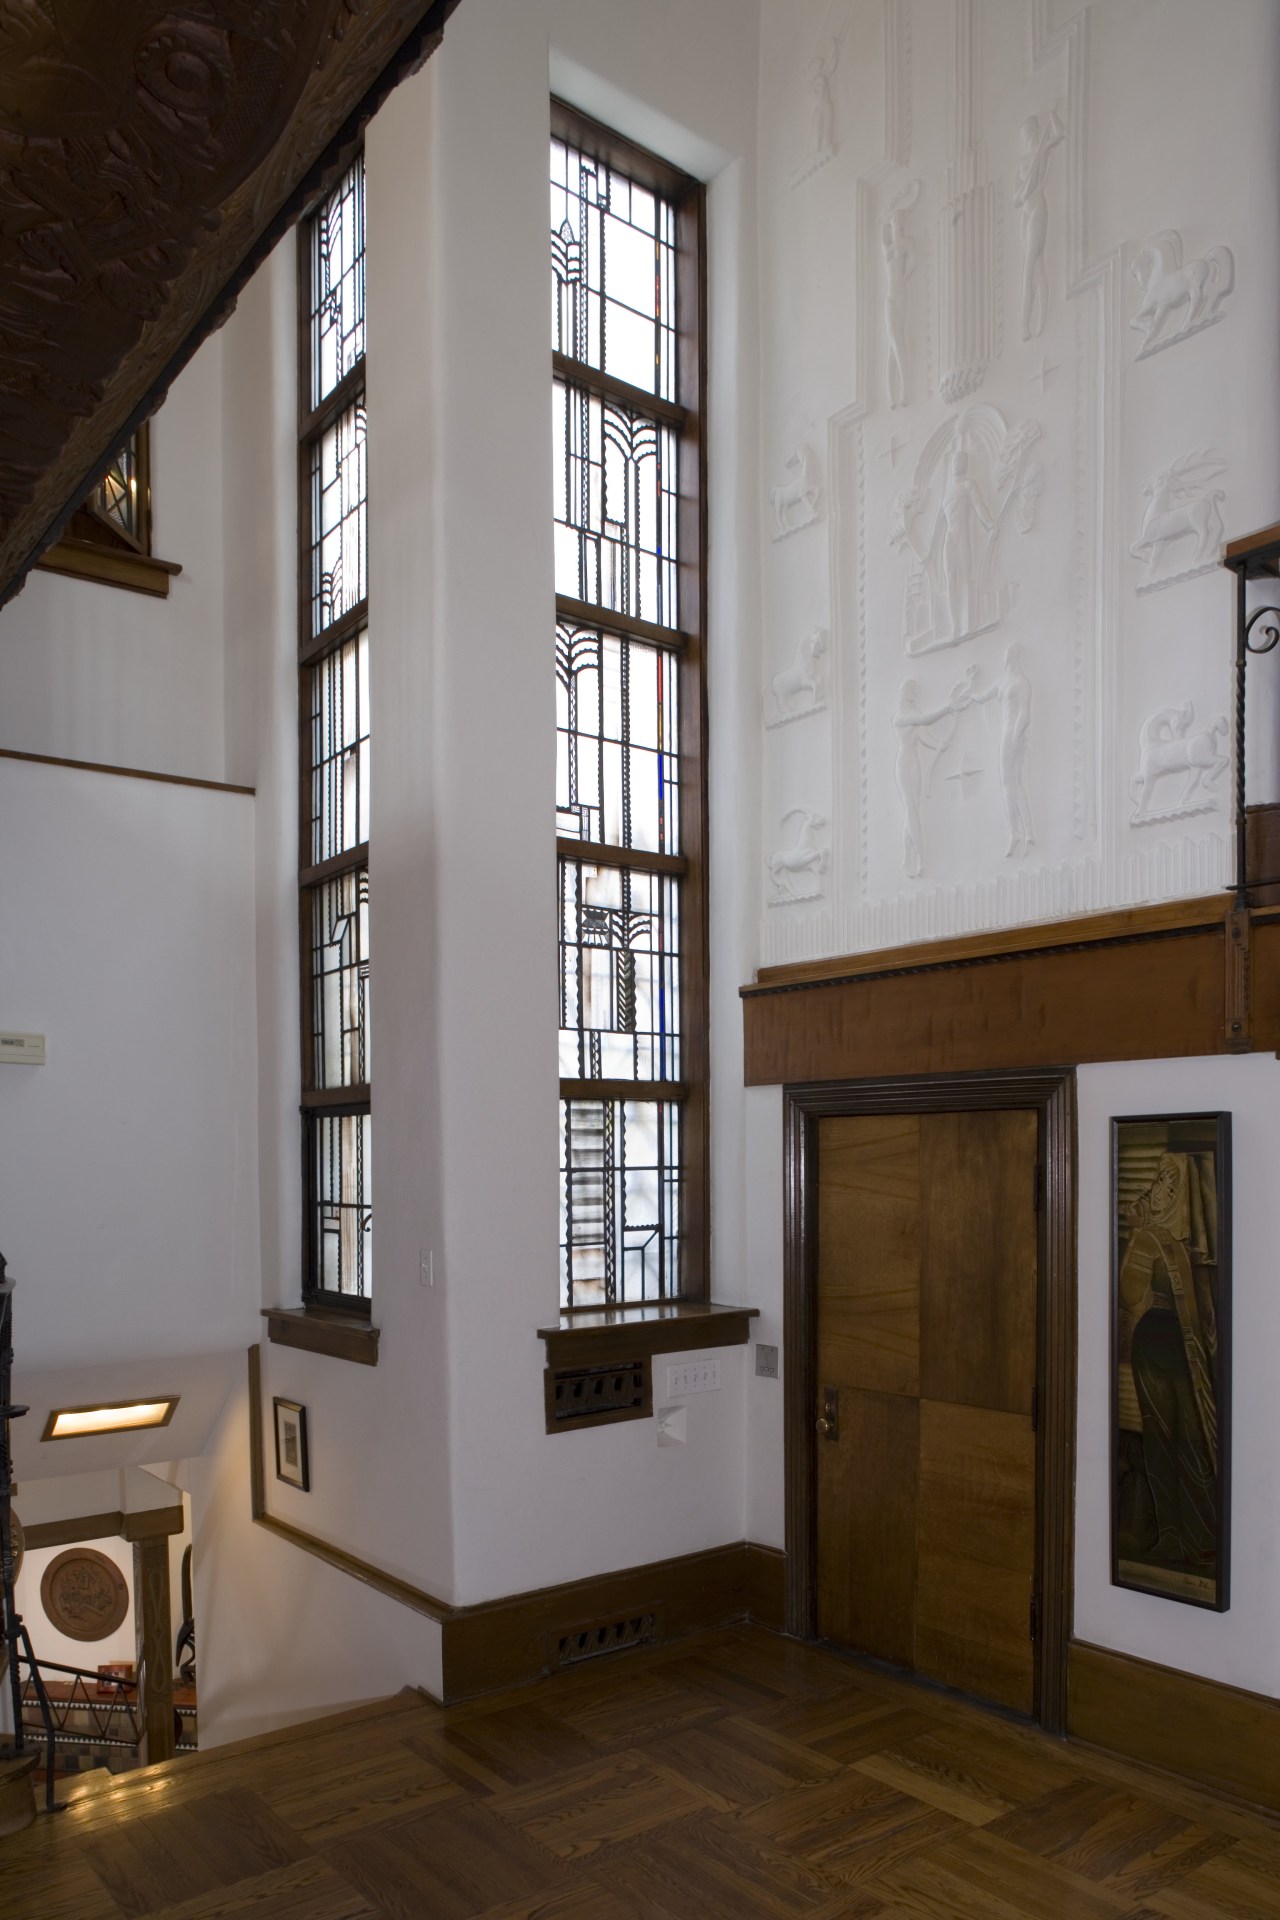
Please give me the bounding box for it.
[816,1385,839,1440]
[815,1415,835,1436]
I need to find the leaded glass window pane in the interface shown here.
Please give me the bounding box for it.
[553,382,677,627]
[556,624,678,855]
[310,868,370,1088]
[559,1098,680,1307]
[309,628,370,864]
[91,435,141,544]
[310,403,367,637]
[313,1111,372,1298]
[550,138,676,399]
[559,862,679,1081]
[309,158,366,408]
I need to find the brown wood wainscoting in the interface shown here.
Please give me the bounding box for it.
[782,1073,1075,1737]
[1069,1640,1280,1814]
[743,897,1280,1084]
[440,1542,785,1703]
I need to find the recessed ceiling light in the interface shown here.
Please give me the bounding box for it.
[42,1397,179,1441]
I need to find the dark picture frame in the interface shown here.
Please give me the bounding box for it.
[1111,1111,1230,1610]
[273,1396,310,1492]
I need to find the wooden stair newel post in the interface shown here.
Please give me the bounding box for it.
[132,1535,175,1765]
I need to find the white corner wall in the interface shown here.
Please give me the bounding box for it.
[224,0,765,1620]
[0,334,228,783]
[188,1381,442,1746]
[0,757,259,1373]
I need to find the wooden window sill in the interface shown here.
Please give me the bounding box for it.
[538,1300,758,1370]
[263,1306,379,1367]
[36,536,182,599]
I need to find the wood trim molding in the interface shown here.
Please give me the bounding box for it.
[745,910,1280,1085]
[263,1307,380,1367]
[440,1541,786,1703]
[0,747,254,797]
[35,538,182,599]
[23,1511,125,1552]
[1069,1639,1280,1813]
[748,895,1227,994]
[22,1505,183,1552]
[538,1301,758,1369]
[782,1070,1076,1736]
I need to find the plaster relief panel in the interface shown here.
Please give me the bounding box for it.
[892,668,980,878]
[753,0,1264,969]
[882,179,920,409]
[1130,451,1226,593]
[1129,704,1230,826]
[769,442,823,540]
[767,808,829,904]
[766,628,828,727]
[1014,107,1065,340]
[890,405,1042,653]
[1130,231,1235,358]
[791,22,849,187]
[937,0,999,402]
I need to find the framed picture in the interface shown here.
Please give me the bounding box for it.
[273,1397,310,1492]
[1111,1112,1230,1610]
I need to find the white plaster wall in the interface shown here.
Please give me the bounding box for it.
[15,1538,138,1673]
[0,337,228,783]
[754,0,1280,967]
[0,758,259,1372]
[188,1380,443,1746]
[219,0,764,1616]
[1075,1053,1280,1695]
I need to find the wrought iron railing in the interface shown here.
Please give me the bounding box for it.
[17,1659,198,1762]
[1,1257,63,1812]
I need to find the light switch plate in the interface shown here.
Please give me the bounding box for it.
[755,1343,779,1379]
[0,1032,45,1065]
[666,1358,721,1397]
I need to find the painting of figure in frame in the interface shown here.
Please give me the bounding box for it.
[1112,1112,1230,1610]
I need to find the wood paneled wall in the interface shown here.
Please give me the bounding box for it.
[743,902,1280,1085]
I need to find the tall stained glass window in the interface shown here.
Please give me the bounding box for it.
[552,107,707,1309]
[299,156,372,1305]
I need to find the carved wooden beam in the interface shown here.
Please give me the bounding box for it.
[0,0,464,608]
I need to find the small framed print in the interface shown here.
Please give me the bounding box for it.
[273,1397,310,1492]
[1112,1111,1231,1610]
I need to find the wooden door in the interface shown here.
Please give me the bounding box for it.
[816,1109,1039,1715]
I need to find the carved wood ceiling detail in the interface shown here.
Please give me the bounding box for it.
[0,0,462,606]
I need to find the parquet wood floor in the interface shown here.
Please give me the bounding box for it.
[4,1627,1279,1920]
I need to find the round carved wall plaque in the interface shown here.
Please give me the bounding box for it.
[40,1547,129,1642]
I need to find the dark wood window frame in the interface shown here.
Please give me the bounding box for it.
[268,154,377,1363]
[35,420,183,599]
[781,1067,1077,1734]
[549,102,712,1360]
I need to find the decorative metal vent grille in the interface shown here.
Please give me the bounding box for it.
[555,1613,657,1667]
[544,1358,651,1432]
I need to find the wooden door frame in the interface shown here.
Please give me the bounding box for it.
[783,1067,1076,1734]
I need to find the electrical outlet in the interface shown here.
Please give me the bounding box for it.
[666,1357,721,1397]
[755,1342,779,1379]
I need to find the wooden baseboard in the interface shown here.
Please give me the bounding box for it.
[248,1346,784,1698]
[441,1541,786,1703]
[1068,1639,1280,1814]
